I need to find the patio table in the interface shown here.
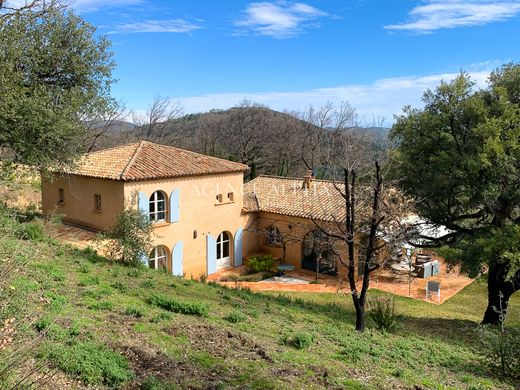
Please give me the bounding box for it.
[276,264,296,276]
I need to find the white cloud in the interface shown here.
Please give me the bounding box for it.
[234,1,328,38]
[113,19,202,34]
[170,71,490,125]
[385,0,520,32]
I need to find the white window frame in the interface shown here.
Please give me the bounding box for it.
[149,246,168,270]
[216,232,230,261]
[149,191,167,222]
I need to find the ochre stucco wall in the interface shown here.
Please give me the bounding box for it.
[41,174,125,231]
[253,212,351,280]
[124,172,255,278]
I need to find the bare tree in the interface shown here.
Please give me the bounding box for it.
[133,96,183,143]
[297,101,357,177]
[312,123,412,331]
[82,100,132,152]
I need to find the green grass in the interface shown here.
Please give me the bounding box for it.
[1,215,520,389]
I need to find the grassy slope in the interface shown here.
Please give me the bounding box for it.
[1,223,519,390]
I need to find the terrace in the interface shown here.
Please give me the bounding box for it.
[211,253,474,304]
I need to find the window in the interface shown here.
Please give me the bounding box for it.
[265,226,282,246]
[227,192,234,202]
[149,246,168,270]
[149,191,166,221]
[58,188,64,203]
[94,194,102,211]
[216,231,230,261]
[216,194,223,203]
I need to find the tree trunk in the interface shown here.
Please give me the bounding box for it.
[353,298,366,332]
[482,262,518,325]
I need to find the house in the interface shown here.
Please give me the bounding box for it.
[42,141,351,279]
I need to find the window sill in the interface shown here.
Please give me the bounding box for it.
[57,202,65,206]
[92,209,103,213]
[214,201,235,206]
[152,221,170,228]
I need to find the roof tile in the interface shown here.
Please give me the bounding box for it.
[60,141,249,181]
[243,175,346,222]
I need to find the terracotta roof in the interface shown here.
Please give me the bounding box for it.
[59,141,249,181]
[242,175,346,222]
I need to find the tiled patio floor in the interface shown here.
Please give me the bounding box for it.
[45,222,102,251]
[212,255,474,304]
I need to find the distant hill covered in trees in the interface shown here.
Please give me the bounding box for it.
[87,102,389,180]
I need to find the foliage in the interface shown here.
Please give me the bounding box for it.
[15,221,45,241]
[221,271,274,282]
[224,310,247,323]
[0,5,115,170]
[42,341,133,386]
[368,295,398,332]
[147,293,209,317]
[103,201,153,266]
[247,254,276,273]
[283,332,314,350]
[124,306,145,318]
[141,375,176,390]
[2,210,520,388]
[439,225,520,280]
[478,325,520,378]
[390,64,520,324]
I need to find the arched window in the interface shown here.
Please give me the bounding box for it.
[216,231,231,269]
[149,191,166,221]
[149,246,168,270]
[265,225,282,246]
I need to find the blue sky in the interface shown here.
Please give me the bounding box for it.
[17,0,520,123]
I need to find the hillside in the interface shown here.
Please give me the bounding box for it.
[90,107,389,179]
[1,210,519,389]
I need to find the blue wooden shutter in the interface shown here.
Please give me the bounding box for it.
[138,192,149,220]
[172,241,183,277]
[234,228,243,266]
[207,234,217,275]
[169,189,180,223]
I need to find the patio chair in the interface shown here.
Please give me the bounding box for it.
[425,281,441,303]
[415,253,432,265]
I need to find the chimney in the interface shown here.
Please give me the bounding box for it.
[302,170,313,189]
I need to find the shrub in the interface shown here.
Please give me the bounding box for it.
[102,198,153,266]
[141,279,155,289]
[368,295,398,332]
[148,293,208,317]
[125,306,145,318]
[247,254,276,273]
[78,275,100,286]
[224,310,247,323]
[150,312,172,323]
[16,221,45,241]
[478,324,520,378]
[88,301,113,311]
[112,281,129,293]
[283,332,314,350]
[78,263,91,274]
[221,271,274,282]
[42,341,133,386]
[142,375,176,390]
